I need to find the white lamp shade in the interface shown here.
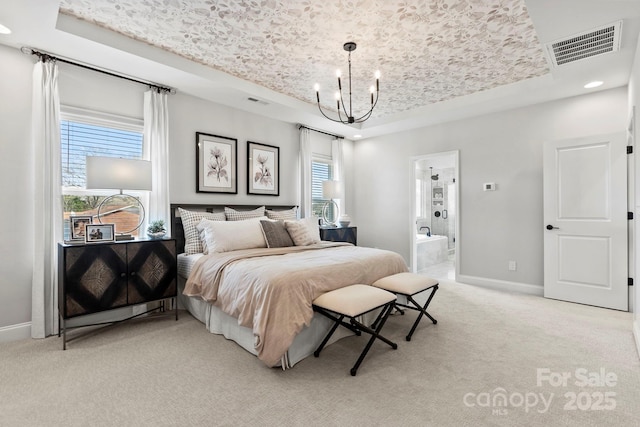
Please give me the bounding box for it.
[86,156,152,191]
[322,180,342,199]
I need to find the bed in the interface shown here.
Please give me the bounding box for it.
[171,204,408,369]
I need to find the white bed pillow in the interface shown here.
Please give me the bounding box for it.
[284,216,321,246]
[178,207,226,255]
[198,217,267,253]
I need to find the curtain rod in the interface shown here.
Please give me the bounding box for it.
[297,124,344,140]
[21,47,173,94]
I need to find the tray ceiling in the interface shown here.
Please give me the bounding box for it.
[58,0,550,120]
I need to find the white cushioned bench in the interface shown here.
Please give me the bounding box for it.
[372,272,439,341]
[312,284,397,376]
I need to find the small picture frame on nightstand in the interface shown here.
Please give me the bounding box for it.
[85,224,115,243]
[69,215,92,241]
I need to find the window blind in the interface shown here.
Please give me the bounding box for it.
[60,120,143,188]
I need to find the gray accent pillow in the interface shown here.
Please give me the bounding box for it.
[260,220,294,248]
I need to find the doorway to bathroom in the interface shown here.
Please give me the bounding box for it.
[411,151,459,280]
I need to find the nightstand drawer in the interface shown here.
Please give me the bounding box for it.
[320,226,357,245]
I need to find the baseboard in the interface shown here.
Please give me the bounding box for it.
[0,322,31,343]
[456,274,544,296]
[634,320,640,360]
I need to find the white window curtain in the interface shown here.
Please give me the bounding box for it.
[31,59,62,338]
[331,138,345,215]
[299,127,312,218]
[143,90,171,235]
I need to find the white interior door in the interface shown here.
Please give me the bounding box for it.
[543,133,628,311]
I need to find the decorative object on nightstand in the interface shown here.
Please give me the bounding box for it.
[338,214,351,227]
[147,219,166,239]
[322,180,342,226]
[57,238,177,349]
[86,156,152,241]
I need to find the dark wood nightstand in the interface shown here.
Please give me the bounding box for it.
[320,226,357,245]
[57,238,177,349]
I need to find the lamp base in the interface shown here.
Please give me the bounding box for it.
[115,234,134,241]
[322,200,340,226]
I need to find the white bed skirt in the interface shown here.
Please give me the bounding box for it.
[177,276,360,369]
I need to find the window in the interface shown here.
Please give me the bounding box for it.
[60,108,144,240]
[312,157,334,219]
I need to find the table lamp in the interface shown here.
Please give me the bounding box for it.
[86,156,152,240]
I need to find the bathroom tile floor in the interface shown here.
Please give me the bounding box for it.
[417,253,455,281]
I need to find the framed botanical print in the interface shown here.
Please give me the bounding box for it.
[196,132,237,193]
[247,141,279,196]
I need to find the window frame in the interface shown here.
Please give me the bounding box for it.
[311,154,334,219]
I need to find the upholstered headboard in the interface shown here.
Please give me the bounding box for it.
[170,204,298,254]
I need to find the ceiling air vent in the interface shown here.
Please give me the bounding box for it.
[247,97,269,106]
[545,21,622,67]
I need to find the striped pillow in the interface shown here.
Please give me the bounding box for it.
[284,216,321,246]
[178,207,226,255]
[265,207,298,221]
[225,206,265,221]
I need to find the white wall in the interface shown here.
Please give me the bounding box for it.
[629,34,640,357]
[169,94,300,206]
[0,45,34,338]
[353,87,628,290]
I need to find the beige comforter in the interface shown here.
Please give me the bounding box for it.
[184,242,408,367]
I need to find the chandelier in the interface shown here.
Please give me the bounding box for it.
[314,42,380,124]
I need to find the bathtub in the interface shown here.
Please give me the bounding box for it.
[416,234,448,271]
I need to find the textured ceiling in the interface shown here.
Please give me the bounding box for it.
[58,0,550,120]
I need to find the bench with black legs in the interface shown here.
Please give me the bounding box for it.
[372,273,439,341]
[312,284,398,376]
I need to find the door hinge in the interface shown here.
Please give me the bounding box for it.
[629,212,634,220]
[629,278,634,286]
[627,146,633,154]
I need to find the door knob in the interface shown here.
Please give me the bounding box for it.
[546,224,559,230]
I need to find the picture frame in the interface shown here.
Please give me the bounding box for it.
[69,215,93,240]
[85,223,115,243]
[196,132,237,194]
[247,141,279,196]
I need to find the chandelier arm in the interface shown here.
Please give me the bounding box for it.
[354,108,374,123]
[317,103,349,123]
[338,90,349,120]
[353,91,379,122]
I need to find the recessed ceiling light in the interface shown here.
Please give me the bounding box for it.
[0,24,12,35]
[353,134,362,138]
[584,81,603,89]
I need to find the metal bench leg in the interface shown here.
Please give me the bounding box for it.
[349,303,397,376]
[314,313,345,357]
[406,284,438,341]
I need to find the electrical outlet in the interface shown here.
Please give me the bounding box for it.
[508,261,517,271]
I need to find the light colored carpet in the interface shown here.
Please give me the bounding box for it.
[1,280,639,426]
